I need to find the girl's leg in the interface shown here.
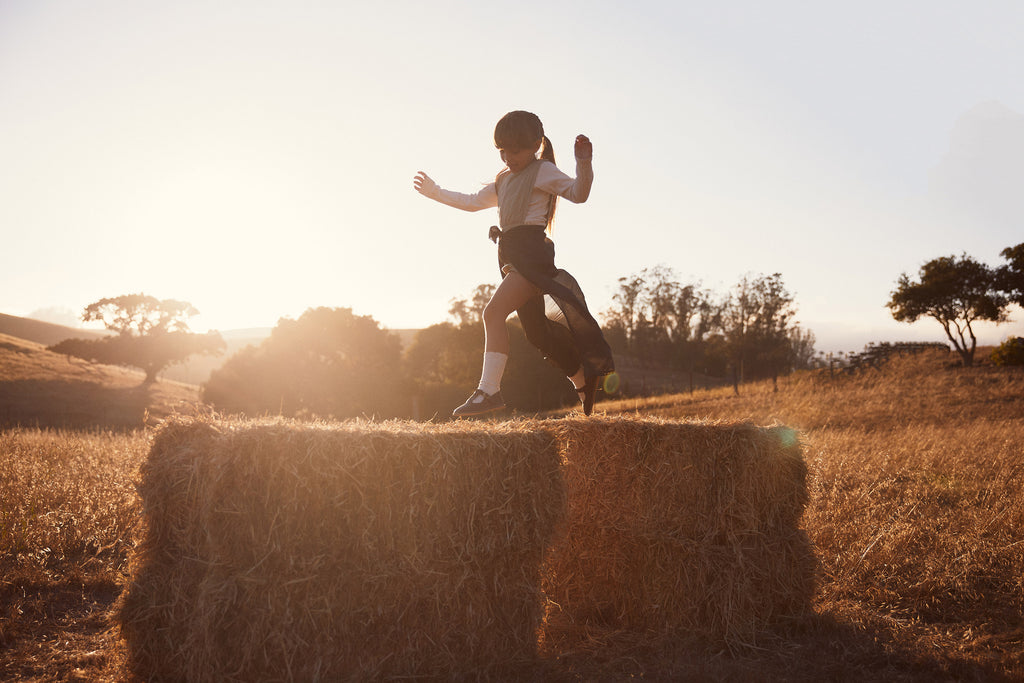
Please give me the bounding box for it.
[478,272,541,392]
[482,272,542,354]
[453,272,541,416]
[517,296,587,391]
[504,281,595,411]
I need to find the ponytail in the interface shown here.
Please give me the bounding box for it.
[540,134,558,230]
[540,135,555,165]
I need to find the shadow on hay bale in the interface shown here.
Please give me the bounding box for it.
[116,415,815,681]
[116,418,565,681]
[541,416,816,648]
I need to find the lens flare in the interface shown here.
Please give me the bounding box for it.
[777,427,800,449]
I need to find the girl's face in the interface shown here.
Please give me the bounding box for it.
[498,139,541,173]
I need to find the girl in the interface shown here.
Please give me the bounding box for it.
[413,110,615,417]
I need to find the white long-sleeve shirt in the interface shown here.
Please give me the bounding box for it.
[419,157,593,227]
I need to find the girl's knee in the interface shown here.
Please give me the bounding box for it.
[482,300,511,327]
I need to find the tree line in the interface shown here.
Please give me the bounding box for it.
[47,269,818,420]
[46,292,582,420]
[600,267,816,392]
[201,297,590,419]
[47,242,1022,421]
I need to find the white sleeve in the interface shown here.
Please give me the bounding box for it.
[535,158,593,204]
[422,181,498,212]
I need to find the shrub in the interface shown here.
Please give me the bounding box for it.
[991,336,1024,366]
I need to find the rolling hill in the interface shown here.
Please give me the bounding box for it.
[0,313,422,428]
[0,332,200,430]
[0,312,107,347]
[0,312,268,386]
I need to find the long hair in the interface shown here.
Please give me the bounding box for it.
[494,110,558,230]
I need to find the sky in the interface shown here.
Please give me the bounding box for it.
[2,0,1023,353]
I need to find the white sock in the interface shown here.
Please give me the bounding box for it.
[569,368,586,391]
[477,351,507,395]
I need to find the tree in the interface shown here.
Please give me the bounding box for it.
[202,307,404,419]
[639,266,720,389]
[887,254,1008,367]
[638,265,689,366]
[604,274,645,356]
[721,273,798,392]
[51,332,225,384]
[788,326,819,371]
[49,293,224,384]
[405,322,482,387]
[448,284,496,327]
[601,268,811,393]
[996,242,1024,308]
[602,266,718,372]
[82,294,198,336]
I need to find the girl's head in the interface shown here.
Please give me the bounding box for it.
[494,110,555,173]
[494,110,559,229]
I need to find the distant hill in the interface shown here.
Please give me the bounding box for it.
[0,332,200,430]
[0,312,107,347]
[0,313,428,387]
[159,330,270,385]
[0,311,248,387]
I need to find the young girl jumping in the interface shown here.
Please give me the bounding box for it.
[413,110,615,417]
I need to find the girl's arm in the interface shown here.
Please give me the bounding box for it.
[535,159,593,204]
[413,172,498,212]
[535,135,594,203]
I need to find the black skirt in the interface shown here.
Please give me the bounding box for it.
[496,225,615,380]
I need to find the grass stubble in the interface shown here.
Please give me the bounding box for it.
[2,350,1022,681]
[1,429,147,681]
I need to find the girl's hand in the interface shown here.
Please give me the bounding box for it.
[574,134,593,160]
[413,171,437,196]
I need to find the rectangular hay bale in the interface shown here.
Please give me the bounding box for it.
[116,417,566,682]
[542,415,815,646]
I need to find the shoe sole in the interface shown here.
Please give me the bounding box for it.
[452,404,506,418]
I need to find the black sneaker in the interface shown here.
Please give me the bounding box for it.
[452,389,505,417]
[577,376,599,416]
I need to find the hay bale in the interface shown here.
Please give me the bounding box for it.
[117,414,814,678]
[542,415,815,646]
[117,417,565,682]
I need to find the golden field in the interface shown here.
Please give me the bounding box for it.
[1,349,1022,681]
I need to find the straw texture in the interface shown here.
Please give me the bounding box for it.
[117,417,565,681]
[543,416,815,646]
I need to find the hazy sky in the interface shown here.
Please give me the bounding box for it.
[2,0,1022,352]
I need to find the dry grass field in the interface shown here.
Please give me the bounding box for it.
[1,349,1022,681]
